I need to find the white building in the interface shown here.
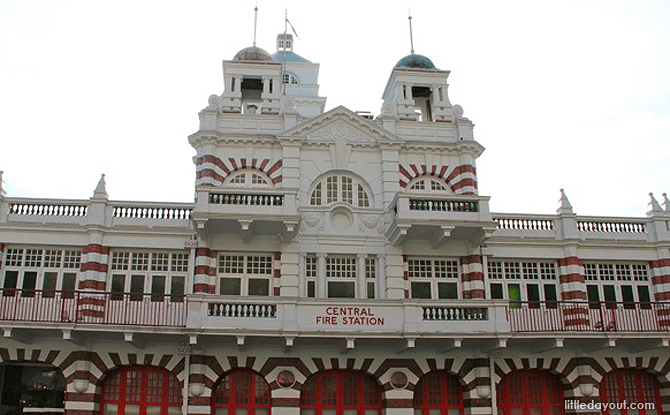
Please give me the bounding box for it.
[0,32,669,415]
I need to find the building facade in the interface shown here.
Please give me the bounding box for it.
[1,33,670,415]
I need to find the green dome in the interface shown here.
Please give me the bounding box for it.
[395,54,436,69]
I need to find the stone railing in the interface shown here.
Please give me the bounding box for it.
[209,193,284,206]
[408,198,478,213]
[8,202,88,217]
[422,306,488,321]
[494,215,554,231]
[112,205,192,220]
[577,219,646,233]
[208,302,276,318]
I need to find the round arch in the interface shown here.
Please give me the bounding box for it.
[223,168,273,188]
[99,365,182,415]
[211,368,271,415]
[300,370,382,415]
[600,369,662,415]
[307,171,373,208]
[497,369,565,415]
[406,175,452,194]
[413,371,464,415]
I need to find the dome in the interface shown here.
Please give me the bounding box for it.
[233,46,273,62]
[395,54,436,69]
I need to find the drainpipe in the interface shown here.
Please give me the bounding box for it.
[490,353,497,415]
[183,352,190,415]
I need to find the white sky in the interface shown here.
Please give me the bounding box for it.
[1,0,669,217]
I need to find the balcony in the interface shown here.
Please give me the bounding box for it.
[507,300,670,333]
[0,289,187,327]
[387,193,497,247]
[192,188,300,241]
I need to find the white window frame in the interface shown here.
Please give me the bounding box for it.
[407,176,451,194]
[1,247,81,297]
[486,259,558,303]
[583,262,651,306]
[407,258,460,299]
[326,256,357,298]
[217,253,274,296]
[109,251,189,302]
[223,169,272,188]
[309,174,371,208]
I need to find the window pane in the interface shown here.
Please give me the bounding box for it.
[438,282,458,299]
[367,282,375,299]
[248,279,269,296]
[491,283,503,299]
[221,278,241,295]
[22,271,37,297]
[130,275,145,301]
[621,285,635,309]
[638,285,651,309]
[328,281,355,298]
[587,285,600,309]
[411,282,431,299]
[307,281,315,298]
[171,276,185,302]
[111,275,125,300]
[151,275,166,302]
[527,284,540,301]
[544,284,558,308]
[43,271,58,296]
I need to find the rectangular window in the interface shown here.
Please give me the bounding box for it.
[248,278,270,296]
[130,275,145,301]
[21,271,37,297]
[411,282,431,299]
[151,254,170,272]
[508,284,521,308]
[305,256,317,298]
[62,273,76,299]
[111,275,125,301]
[24,249,42,267]
[326,256,356,298]
[491,283,503,299]
[438,282,458,299]
[603,285,617,308]
[5,249,23,267]
[326,176,338,204]
[487,261,503,279]
[341,177,353,204]
[587,285,600,309]
[409,258,459,299]
[218,253,273,296]
[544,284,558,308]
[170,276,185,302]
[328,281,355,298]
[621,285,635,309]
[111,252,130,271]
[220,277,241,295]
[151,275,166,301]
[131,253,150,271]
[638,285,651,309]
[42,272,58,297]
[522,262,538,280]
[307,281,315,298]
[43,250,62,268]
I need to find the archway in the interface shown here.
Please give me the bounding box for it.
[0,362,65,414]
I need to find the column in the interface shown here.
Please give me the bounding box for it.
[317,253,327,298]
[377,254,387,299]
[356,254,367,299]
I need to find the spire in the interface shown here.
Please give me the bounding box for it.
[648,192,663,213]
[0,170,6,199]
[408,11,415,55]
[663,193,670,212]
[92,174,108,200]
[556,189,574,215]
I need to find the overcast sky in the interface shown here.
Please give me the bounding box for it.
[1,0,669,217]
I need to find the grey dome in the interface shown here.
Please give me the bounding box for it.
[233,46,273,62]
[395,54,436,69]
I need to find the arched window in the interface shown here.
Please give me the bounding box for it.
[283,73,298,84]
[407,177,451,193]
[0,363,66,413]
[413,371,463,415]
[224,169,272,188]
[309,174,371,207]
[301,370,382,415]
[601,369,661,415]
[212,369,271,415]
[497,370,564,415]
[100,366,182,415]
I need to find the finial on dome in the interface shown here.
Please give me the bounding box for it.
[649,192,663,213]
[253,1,259,47]
[92,173,108,200]
[556,188,574,214]
[408,11,415,55]
[663,193,670,212]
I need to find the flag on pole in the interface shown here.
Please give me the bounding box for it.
[286,18,299,38]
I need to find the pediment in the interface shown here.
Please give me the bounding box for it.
[280,105,398,144]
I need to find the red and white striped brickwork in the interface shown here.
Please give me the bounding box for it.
[461,255,485,299]
[195,155,282,186]
[557,255,589,327]
[398,164,478,195]
[77,244,110,323]
[650,257,670,327]
[194,248,217,294]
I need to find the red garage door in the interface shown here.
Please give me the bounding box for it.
[413,371,463,415]
[301,370,382,415]
[100,366,182,415]
[601,369,661,415]
[497,370,563,415]
[212,369,271,415]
